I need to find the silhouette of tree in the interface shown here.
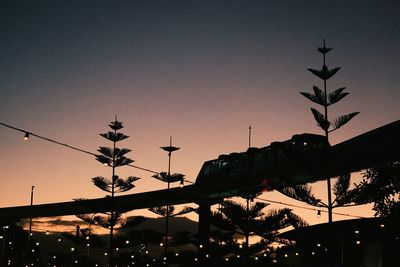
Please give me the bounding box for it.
[300,40,359,224]
[277,173,360,214]
[299,39,359,267]
[194,199,308,262]
[148,204,194,256]
[76,117,140,265]
[352,161,400,217]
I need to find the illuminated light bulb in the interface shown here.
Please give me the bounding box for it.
[354,230,360,234]
[160,242,163,247]
[70,248,75,251]
[205,254,210,258]
[356,240,361,245]
[24,132,30,141]
[284,254,288,258]
[194,258,198,261]
[380,224,385,228]
[125,240,129,244]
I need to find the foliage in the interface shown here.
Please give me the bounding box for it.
[300,40,359,134]
[212,199,308,252]
[278,173,360,209]
[74,118,142,265]
[352,161,400,217]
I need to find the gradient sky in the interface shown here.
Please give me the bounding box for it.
[1,1,399,226]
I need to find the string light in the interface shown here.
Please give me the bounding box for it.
[256,196,367,219]
[0,121,175,177]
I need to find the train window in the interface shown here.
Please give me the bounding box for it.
[203,164,211,175]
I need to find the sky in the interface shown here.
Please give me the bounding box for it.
[1,1,399,228]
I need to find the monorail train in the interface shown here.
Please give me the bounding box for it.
[195,133,329,188]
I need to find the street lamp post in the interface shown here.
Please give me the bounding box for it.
[29,186,34,242]
[160,136,180,263]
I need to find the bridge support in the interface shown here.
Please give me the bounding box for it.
[198,200,211,258]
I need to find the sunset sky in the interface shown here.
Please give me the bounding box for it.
[1,1,399,227]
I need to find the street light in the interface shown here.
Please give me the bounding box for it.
[29,186,34,242]
[160,136,180,261]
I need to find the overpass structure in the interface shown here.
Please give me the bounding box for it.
[0,120,398,220]
[0,119,399,248]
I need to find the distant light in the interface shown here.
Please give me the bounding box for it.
[125,240,129,244]
[24,132,30,141]
[175,252,179,256]
[255,257,258,260]
[70,248,75,251]
[225,258,229,261]
[86,236,90,240]
[295,252,299,256]
[160,242,163,247]
[317,243,321,247]
[205,254,210,258]
[380,224,385,228]
[356,240,361,245]
[199,244,203,248]
[311,252,315,255]
[354,230,360,234]
[284,254,288,258]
